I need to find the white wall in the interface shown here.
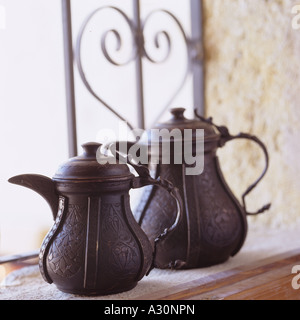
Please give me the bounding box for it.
[0,0,67,253]
[0,0,193,254]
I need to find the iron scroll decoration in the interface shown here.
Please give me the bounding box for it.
[75,5,203,130]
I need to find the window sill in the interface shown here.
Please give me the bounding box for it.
[1,225,299,300]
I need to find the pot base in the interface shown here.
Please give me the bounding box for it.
[55,282,138,296]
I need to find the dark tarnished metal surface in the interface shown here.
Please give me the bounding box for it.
[134,108,271,269]
[8,142,183,295]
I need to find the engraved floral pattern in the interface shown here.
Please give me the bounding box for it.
[101,203,140,279]
[47,204,86,278]
[197,161,240,247]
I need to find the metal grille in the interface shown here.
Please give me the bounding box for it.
[0,0,204,265]
[62,0,204,157]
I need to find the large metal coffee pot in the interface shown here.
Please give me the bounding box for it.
[134,108,271,269]
[8,142,182,295]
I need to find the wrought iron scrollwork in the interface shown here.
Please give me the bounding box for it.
[99,7,138,67]
[141,9,194,126]
[75,6,137,130]
[75,5,202,130]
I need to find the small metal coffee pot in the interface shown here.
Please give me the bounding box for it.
[8,142,182,295]
[134,108,271,269]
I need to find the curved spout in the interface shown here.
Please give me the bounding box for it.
[8,174,59,220]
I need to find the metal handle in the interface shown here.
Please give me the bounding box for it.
[106,141,183,270]
[195,110,271,216]
[222,132,271,215]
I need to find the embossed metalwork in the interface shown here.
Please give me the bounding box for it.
[134,108,271,269]
[47,203,86,278]
[100,202,140,279]
[8,142,183,295]
[39,196,66,283]
[196,160,240,248]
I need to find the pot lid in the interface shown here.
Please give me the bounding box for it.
[156,108,219,136]
[140,108,220,144]
[53,142,133,181]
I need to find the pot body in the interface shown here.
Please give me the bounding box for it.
[9,142,184,294]
[9,142,184,295]
[134,149,248,269]
[134,108,270,269]
[40,180,153,295]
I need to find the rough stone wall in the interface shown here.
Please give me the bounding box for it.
[203,0,300,229]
